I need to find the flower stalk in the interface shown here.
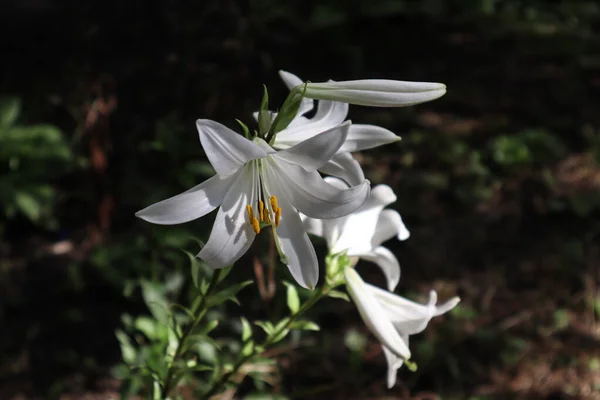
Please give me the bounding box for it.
[161,269,223,398]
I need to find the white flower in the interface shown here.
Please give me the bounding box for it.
[135,119,370,289]
[344,267,460,388]
[257,71,401,186]
[302,177,409,291]
[300,76,447,107]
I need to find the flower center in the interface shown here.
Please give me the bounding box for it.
[246,195,281,234]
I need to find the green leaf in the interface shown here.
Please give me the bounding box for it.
[269,328,290,344]
[285,283,300,314]
[140,281,169,323]
[183,250,204,289]
[0,97,21,128]
[328,290,350,302]
[217,264,234,283]
[206,280,253,307]
[196,319,219,335]
[115,329,136,364]
[255,321,274,336]
[242,339,254,357]
[14,191,42,221]
[241,317,252,341]
[290,320,320,331]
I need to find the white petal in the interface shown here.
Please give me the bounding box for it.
[197,119,267,176]
[353,246,400,292]
[273,100,348,146]
[371,209,410,247]
[278,206,319,289]
[135,173,236,225]
[345,268,411,359]
[273,121,350,170]
[304,80,446,107]
[339,124,400,153]
[368,285,459,335]
[266,158,370,219]
[278,70,314,116]
[197,165,257,268]
[382,345,404,389]
[318,152,365,187]
[301,214,324,238]
[267,192,319,290]
[332,184,396,254]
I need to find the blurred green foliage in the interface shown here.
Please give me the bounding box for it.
[0,97,74,231]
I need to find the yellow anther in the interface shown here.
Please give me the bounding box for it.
[270,196,278,213]
[259,200,265,221]
[251,217,260,234]
[275,207,281,226]
[246,204,254,221]
[264,210,271,224]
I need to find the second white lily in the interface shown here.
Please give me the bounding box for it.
[302,177,409,291]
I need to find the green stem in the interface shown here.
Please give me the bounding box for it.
[203,284,333,398]
[161,269,222,398]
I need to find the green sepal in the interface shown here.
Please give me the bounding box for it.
[258,85,272,136]
[268,83,307,140]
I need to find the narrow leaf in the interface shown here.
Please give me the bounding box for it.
[285,283,300,314]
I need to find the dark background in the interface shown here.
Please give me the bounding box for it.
[1,1,599,399]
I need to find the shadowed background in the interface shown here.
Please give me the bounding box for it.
[1,1,599,399]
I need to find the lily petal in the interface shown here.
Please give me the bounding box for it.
[368,284,460,335]
[318,152,365,187]
[303,79,447,107]
[135,173,237,225]
[197,119,267,176]
[197,165,258,268]
[339,124,401,153]
[345,267,411,359]
[279,70,314,116]
[274,100,348,146]
[272,198,319,290]
[371,209,410,247]
[267,159,370,219]
[382,345,405,389]
[352,246,401,292]
[332,184,396,254]
[301,213,324,238]
[274,121,350,170]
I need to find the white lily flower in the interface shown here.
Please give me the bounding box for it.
[300,76,447,108]
[302,177,409,291]
[256,71,401,186]
[345,267,460,388]
[136,119,370,289]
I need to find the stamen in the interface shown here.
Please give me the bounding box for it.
[246,204,254,221]
[275,207,281,226]
[264,210,271,224]
[259,200,265,222]
[270,196,278,213]
[251,217,260,234]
